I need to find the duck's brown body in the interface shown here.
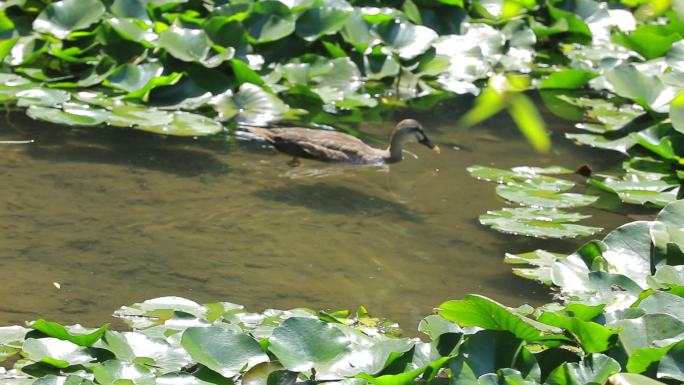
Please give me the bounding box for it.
[245,119,439,164]
[246,126,388,164]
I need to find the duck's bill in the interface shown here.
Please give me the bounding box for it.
[419,137,441,154]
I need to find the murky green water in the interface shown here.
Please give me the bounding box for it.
[0,105,637,329]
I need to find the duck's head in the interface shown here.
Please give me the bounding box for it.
[393,119,441,154]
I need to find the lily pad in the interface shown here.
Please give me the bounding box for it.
[269,317,350,372]
[479,207,601,238]
[210,83,288,124]
[137,111,224,136]
[32,0,105,39]
[467,165,575,192]
[496,184,599,208]
[92,360,155,385]
[158,26,234,68]
[181,325,268,378]
[295,0,354,41]
[243,1,295,43]
[373,19,437,60]
[26,104,110,127]
[22,338,94,368]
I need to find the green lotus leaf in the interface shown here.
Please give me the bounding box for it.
[32,0,105,40]
[614,24,682,60]
[479,207,601,239]
[15,88,70,107]
[605,64,677,113]
[373,19,437,60]
[671,92,684,134]
[5,35,48,66]
[181,325,268,378]
[108,103,174,127]
[467,165,575,192]
[105,63,163,93]
[448,330,539,383]
[92,360,155,385]
[30,320,107,347]
[537,312,617,353]
[26,104,110,127]
[243,1,295,43]
[496,184,598,208]
[341,10,377,53]
[158,26,234,68]
[546,353,620,385]
[566,133,637,154]
[363,49,400,80]
[269,317,350,372]
[540,69,598,90]
[658,340,684,381]
[137,111,224,136]
[101,330,191,373]
[111,0,150,21]
[504,249,561,284]
[22,338,95,368]
[418,314,463,341]
[114,297,207,329]
[588,175,679,207]
[607,373,669,385]
[203,17,249,55]
[107,17,156,46]
[438,294,545,342]
[610,313,684,355]
[295,0,354,41]
[210,83,288,124]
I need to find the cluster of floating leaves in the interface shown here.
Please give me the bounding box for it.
[468,165,602,238]
[1,205,683,385]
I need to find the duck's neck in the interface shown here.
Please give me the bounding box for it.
[385,131,404,162]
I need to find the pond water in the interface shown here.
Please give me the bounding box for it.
[0,102,638,330]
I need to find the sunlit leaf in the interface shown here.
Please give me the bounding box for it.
[32,0,105,40]
[479,207,601,238]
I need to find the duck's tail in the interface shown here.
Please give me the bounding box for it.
[243,126,275,142]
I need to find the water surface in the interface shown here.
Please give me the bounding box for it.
[0,105,636,329]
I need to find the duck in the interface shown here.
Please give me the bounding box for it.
[244,119,440,165]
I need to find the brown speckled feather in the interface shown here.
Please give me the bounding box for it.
[246,126,386,163]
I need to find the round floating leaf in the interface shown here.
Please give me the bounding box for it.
[269,317,350,372]
[607,373,671,385]
[105,63,163,93]
[540,69,597,90]
[158,26,234,68]
[181,325,268,378]
[480,207,601,239]
[108,104,173,127]
[15,88,70,107]
[341,10,377,53]
[295,0,354,41]
[496,184,598,208]
[605,64,676,113]
[27,104,110,127]
[438,294,543,342]
[210,83,288,124]
[671,92,684,135]
[32,0,106,40]
[111,0,150,21]
[467,165,575,192]
[137,112,224,136]
[92,360,155,385]
[243,1,295,43]
[22,338,94,368]
[373,19,437,60]
[30,320,107,347]
[546,353,620,385]
[658,341,684,381]
[101,331,191,373]
[611,314,684,355]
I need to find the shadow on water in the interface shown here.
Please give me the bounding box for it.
[254,182,425,222]
[4,113,231,177]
